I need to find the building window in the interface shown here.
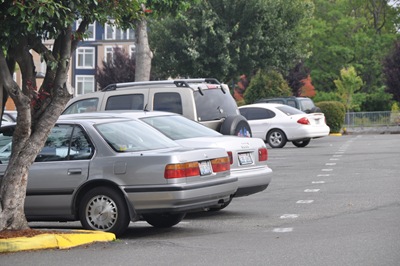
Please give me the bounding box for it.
[105,22,135,40]
[76,19,95,41]
[75,75,95,96]
[129,45,136,59]
[76,47,95,69]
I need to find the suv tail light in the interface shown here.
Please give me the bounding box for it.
[258,148,268,161]
[164,157,230,179]
[297,117,310,125]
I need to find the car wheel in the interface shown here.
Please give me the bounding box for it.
[267,129,287,148]
[292,139,311,147]
[142,213,186,228]
[79,187,130,236]
[220,115,252,137]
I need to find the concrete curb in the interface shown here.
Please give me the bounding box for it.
[0,230,116,253]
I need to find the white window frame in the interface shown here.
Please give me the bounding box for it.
[129,45,136,59]
[76,19,95,41]
[76,47,95,69]
[105,21,134,40]
[75,75,95,96]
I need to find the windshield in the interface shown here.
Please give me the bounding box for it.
[140,115,222,140]
[194,89,239,121]
[276,105,305,116]
[95,120,179,152]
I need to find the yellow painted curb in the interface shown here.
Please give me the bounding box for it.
[329,133,342,136]
[0,230,116,253]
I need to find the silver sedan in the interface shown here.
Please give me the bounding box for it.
[0,116,237,236]
[63,111,273,210]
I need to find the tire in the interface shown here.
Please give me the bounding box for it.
[79,187,130,237]
[267,129,287,148]
[292,139,311,147]
[219,115,252,137]
[143,213,186,228]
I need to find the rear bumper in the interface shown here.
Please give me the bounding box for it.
[232,166,273,197]
[123,177,238,214]
[289,126,330,140]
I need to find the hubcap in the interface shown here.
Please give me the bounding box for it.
[86,195,118,230]
[270,132,282,146]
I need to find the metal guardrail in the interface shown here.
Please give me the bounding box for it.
[344,111,400,127]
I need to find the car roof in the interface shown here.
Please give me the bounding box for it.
[239,103,287,108]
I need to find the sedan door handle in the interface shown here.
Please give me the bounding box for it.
[68,169,82,175]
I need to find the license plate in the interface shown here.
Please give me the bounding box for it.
[199,160,212,176]
[238,152,253,165]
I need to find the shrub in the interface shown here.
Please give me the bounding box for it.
[243,69,292,104]
[316,101,345,133]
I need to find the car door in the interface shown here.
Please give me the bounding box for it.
[240,107,275,139]
[0,124,93,217]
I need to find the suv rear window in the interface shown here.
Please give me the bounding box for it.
[194,89,238,121]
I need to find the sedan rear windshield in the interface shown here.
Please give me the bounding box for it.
[96,120,179,152]
[276,105,305,116]
[140,115,221,140]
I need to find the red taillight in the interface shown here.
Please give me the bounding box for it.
[227,151,233,165]
[258,147,268,161]
[297,117,310,125]
[164,162,200,179]
[211,157,230,172]
[164,157,230,179]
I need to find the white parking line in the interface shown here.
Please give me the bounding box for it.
[318,174,330,177]
[304,189,320,192]
[333,154,342,157]
[322,169,333,171]
[330,158,339,161]
[296,200,314,204]
[273,228,293,233]
[280,214,299,219]
[312,181,325,184]
[325,163,336,166]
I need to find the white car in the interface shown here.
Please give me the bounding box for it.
[239,103,330,148]
[61,111,273,210]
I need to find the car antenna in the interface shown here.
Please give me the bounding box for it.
[143,103,149,112]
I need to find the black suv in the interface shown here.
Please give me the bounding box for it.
[63,78,252,137]
[255,97,321,113]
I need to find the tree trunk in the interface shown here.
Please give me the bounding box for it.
[135,18,153,82]
[0,32,72,231]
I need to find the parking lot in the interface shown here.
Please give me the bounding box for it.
[2,134,400,266]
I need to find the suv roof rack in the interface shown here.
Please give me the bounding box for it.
[102,78,221,91]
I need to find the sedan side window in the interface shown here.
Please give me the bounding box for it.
[69,126,93,160]
[36,125,93,162]
[241,108,275,120]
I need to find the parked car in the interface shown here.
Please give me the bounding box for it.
[255,97,321,113]
[239,103,330,148]
[1,110,17,123]
[0,116,238,236]
[62,78,252,137]
[64,111,273,209]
